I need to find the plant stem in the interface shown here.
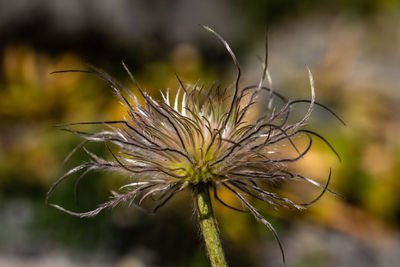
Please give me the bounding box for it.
[194,184,227,267]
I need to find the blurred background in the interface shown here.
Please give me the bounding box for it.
[1,0,400,266]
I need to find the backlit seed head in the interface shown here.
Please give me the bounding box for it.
[46,25,344,262]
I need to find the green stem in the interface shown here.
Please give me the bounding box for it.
[194,184,227,267]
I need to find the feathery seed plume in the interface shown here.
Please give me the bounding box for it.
[47,25,343,264]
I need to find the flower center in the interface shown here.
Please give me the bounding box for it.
[185,163,219,184]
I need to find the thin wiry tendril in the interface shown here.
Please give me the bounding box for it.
[223,182,286,264]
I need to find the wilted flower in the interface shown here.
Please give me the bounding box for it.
[47,26,343,264]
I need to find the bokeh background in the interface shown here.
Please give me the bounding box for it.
[1,0,400,266]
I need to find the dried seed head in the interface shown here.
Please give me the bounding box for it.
[47,26,344,262]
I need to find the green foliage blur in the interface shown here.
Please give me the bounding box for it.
[1,1,400,266]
